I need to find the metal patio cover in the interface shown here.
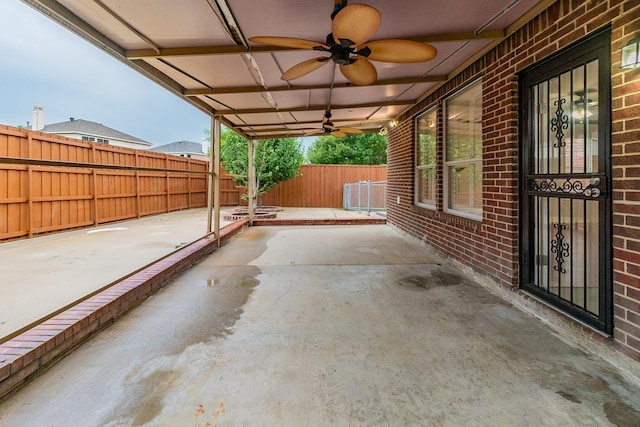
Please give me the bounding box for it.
[24,0,552,139]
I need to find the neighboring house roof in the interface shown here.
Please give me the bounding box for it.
[151,140,205,155]
[41,119,151,146]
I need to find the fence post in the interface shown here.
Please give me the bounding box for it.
[383,182,387,210]
[343,183,347,209]
[91,146,98,226]
[27,166,33,238]
[165,154,170,213]
[187,157,192,209]
[358,181,362,214]
[27,132,33,238]
[135,151,141,218]
[367,180,371,216]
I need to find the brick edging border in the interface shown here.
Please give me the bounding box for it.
[0,219,249,400]
[252,217,386,226]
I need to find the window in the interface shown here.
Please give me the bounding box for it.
[97,138,109,144]
[415,107,437,208]
[445,79,483,219]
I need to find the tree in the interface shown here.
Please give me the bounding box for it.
[307,133,387,165]
[212,128,305,205]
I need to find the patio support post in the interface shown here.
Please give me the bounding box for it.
[207,117,215,234]
[213,116,221,246]
[248,138,255,225]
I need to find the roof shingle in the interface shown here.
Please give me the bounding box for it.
[42,119,151,145]
[151,140,205,155]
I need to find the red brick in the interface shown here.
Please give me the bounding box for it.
[626,334,640,355]
[617,295,640,314]
[617,319,640,340]
[12,332,54,342]
[0,361,10,382]
[8,359,40,386]
[9,357,24,375]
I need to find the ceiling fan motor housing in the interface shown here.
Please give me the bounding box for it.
[317,33,357,65]
[330,45,354,65]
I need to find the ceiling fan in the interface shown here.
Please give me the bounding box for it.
[304,110,365,138]
[572,89,598,121]
[249,2,437,86]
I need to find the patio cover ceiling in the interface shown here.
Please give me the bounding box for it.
[23,0,554,139]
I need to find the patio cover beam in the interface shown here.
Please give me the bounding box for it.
[231,117,395,128]
[242,127,382,136]
[125,30,505,59]
[214,100,412,116]
[184,76,446,96]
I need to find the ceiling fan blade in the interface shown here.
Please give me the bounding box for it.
[340,127,364,134]
[332,130,348,138]
[339,57,377,85]
[281,57,329,81]
[249,36,328,50]
[332,4,381,47]
[362,39,437,63]
[304,129,324,136]
[325,125,363,134]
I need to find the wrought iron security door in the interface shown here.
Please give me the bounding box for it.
[519,29,612,333]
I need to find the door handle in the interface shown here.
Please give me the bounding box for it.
[588,188,601,197]
[585,176,601,197]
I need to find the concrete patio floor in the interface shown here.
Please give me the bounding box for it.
[0,207,375,339]
[1,224,640,426]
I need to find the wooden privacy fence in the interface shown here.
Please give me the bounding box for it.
[257,164,387,208]
[0,125,240,241]
[1,125,387,241]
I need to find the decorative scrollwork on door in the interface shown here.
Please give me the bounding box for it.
[550,98,569,148]
[550,223,570,274]
[529,177,603,197]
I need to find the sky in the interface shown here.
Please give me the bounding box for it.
[0,2,211,147]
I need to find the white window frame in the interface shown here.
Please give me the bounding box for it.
[415,106,437,209]
[444,78,483,221]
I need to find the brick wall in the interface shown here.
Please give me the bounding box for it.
[387,0,640,360]
[612,0,640,360]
